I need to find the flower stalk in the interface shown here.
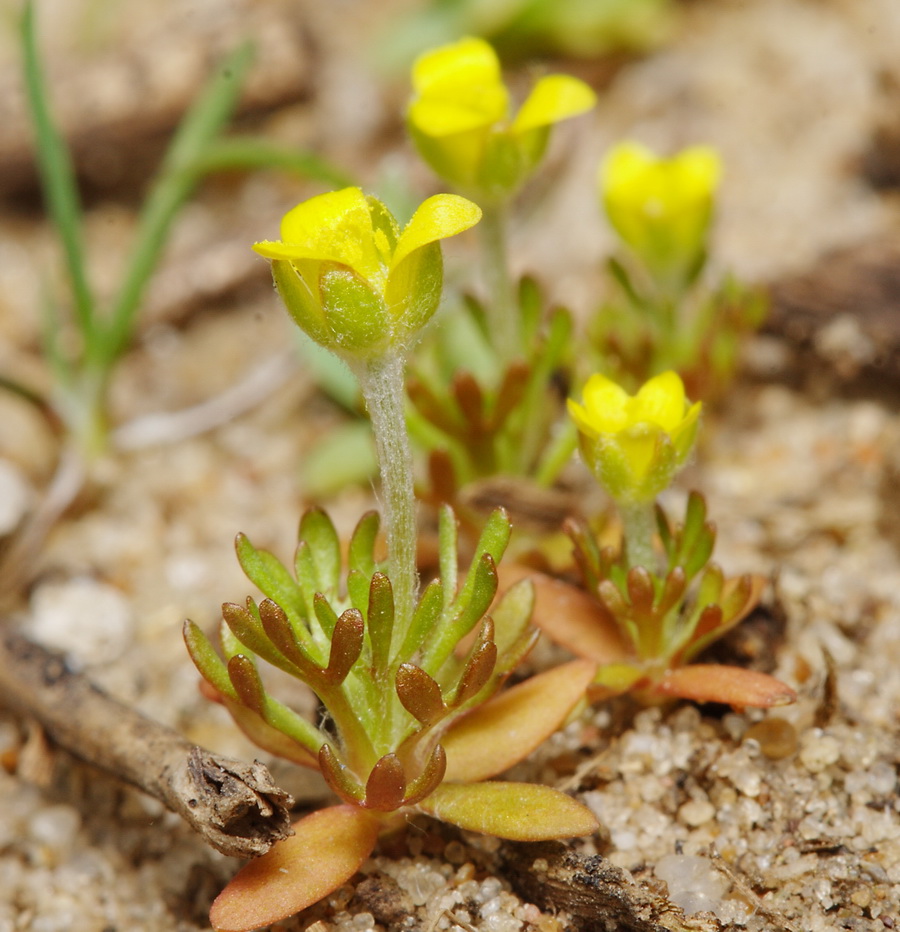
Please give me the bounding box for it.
[479,201,520,363]
[351,352,418,635]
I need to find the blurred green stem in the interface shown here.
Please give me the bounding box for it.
[621,499,657,570]
[479,202,519,364]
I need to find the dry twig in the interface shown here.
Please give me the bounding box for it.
[0,629,294,858]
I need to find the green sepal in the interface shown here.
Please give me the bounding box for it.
[319,264,390,356]
[385,241,444,341]
[271,259,331,350]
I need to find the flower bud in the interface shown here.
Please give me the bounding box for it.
[408,37,596,201]
[568,370,701,503]
[600,141,721,290]
[253,187,481,360]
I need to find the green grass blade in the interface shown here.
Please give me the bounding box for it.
[94,42,255,369]
[185,136,355,189]
[21,0,94,341]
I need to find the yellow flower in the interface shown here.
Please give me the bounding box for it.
[253,188,481,359]
[408,36,596,200]
[568,370,701,502]
[600,141,721,290]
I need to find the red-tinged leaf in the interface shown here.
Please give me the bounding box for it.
[499,566,629,665]
[442,659,597,782]
[210,806,380,932]
[417,781,599,841]
[651,664,797,709]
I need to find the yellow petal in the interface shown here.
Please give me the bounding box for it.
[632,370,687,431]
[275,187,385,288]
[578,372,630,433]
[513,74,596,133]
[599,140,657,196]
[412,36,501,96]
[409,37,508,137]
[391,194,482,271]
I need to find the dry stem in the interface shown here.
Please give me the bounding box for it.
[0,629,294,858]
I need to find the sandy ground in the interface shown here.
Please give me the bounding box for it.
[1,0,900,930]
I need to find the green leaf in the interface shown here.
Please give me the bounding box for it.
[221,696,321,767]
[349,511,380,578]
[183,620,235,699]
[222,601,315,677]
[366,572,394,672]
[347,568,371,615]
[418,782,599,841]
[210,806,381,932]
[236,533,308,628]
[490,577,535,662]
[442,659,596,782]
[395,578,444,664]
[298,507,341,596]
[437,505,458,610]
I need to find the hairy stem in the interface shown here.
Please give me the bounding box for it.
[352,353,417,644]
[621,499,658,571]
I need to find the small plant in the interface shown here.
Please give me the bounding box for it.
[187,187,599,930]
[526,370,796,708]
[592,141,767,397]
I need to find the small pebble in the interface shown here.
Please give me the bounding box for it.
[744,717,799,760]
[678,799,716,827]
[798,729,841,773]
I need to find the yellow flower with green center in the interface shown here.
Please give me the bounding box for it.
[408,36,596,200]
[568,370,701,502]
[600,141,721,290]
[253,187,481,359]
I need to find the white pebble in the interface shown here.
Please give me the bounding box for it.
[678,799,716,827]
[798,730,841,774]
[655,854,730,916]
[30,577,133,664]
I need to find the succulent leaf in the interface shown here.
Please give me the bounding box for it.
[209,806,380,932]
[442,659,596,782]
[396,663,445,725]
[363,754,407,811]
[417,782,599,841]
[298,507,342,596]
